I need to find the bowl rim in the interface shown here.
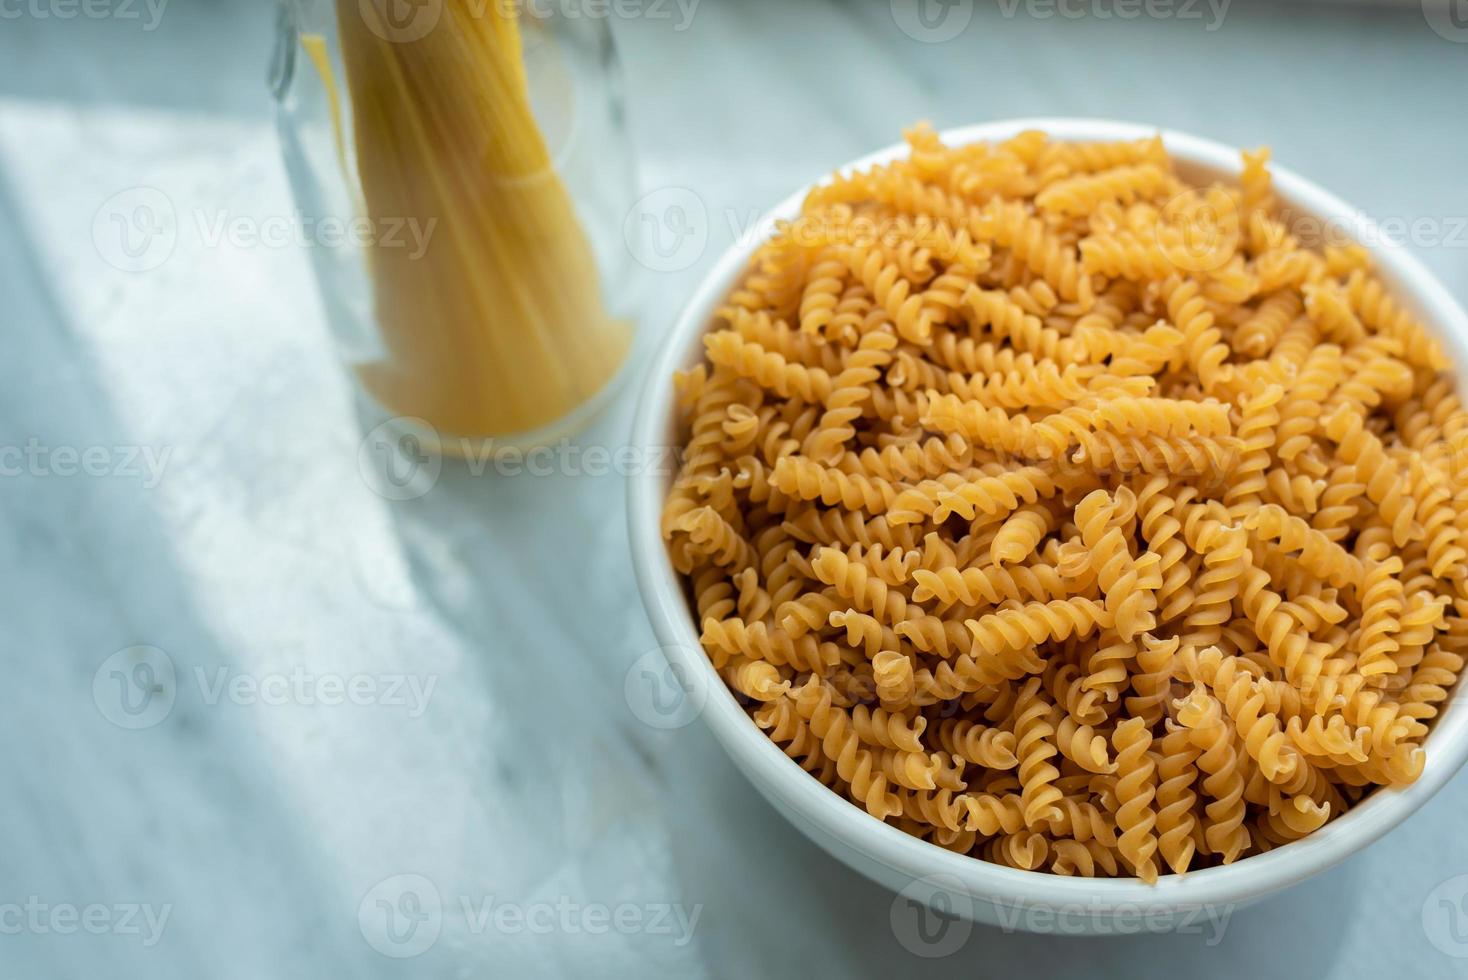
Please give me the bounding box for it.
[627,117,1468,911]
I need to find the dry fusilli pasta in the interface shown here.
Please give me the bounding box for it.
[662,126,1468,880]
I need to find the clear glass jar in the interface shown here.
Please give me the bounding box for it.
[270,0,640,456]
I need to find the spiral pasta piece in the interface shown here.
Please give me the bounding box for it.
[724,306,846,374]
[798,250,847,336]
[887,466,1055,525]
[782,507,918,552]
[1126,632,1180,727]
[770,456,900,514]
[1245,503,1363,590]
[1344,269,1448,371]
[1159,277,1228,392]
[1035,163,1175,217]
[704,330,835,404]
[936,720,1019,770]
[831,246,919,340]
[1013,679,1064,826]
[944,360,1095,410]
[1175,687,1250,864]
[850,702,926,753]
[1409,457,1468,580]
[1225,385,1282,519]
[721,656,791,703]
[792,678,902,819]
[677,506,754,572]
[873,650,916,709]
[1274,344,1340,463]
[1076,489,1159,641]
[1054,710,1116,775]
[986,832,1050,871]
[1111,718,1160,882]
[1071,431,1240,479]
[1133,478,1191,624]
[754,697,840,786]
[1324,407,1420,547]
[1205,658,1301,785]
[1153,725,1200,874]
[700,617,838,673]
[1234,290,1302,358]
[990,506,1053,565]
[976,197,1093,305]
[810,546,912,626]
[802,329,898,463]
[837,432,974,482]
[965,598,1112,667]
[1256,796,1332,846]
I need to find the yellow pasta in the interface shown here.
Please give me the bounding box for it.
[662,126,1468,879]
[1176,687,1251,864]
[872,649,916,709]
[1153,724,1201,875]
[331,3,630,441]
[1013,678,1064,827]
[1111,718,1160,883]
[792,677,902,820]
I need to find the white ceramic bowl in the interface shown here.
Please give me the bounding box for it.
[627,118,1468,934]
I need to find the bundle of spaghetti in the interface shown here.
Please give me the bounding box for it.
[662,124,1468,880]
[333,2,630,440]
